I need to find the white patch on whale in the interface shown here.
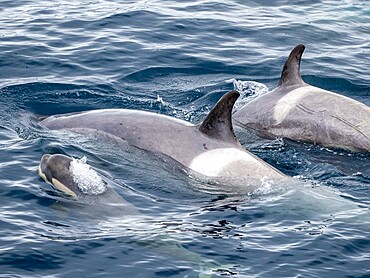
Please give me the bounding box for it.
[273,87,310,124]
[189,148,257,177]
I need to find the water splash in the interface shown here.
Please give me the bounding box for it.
[69,157,107,195]
[226,79,269,112]
[156,94,164,105]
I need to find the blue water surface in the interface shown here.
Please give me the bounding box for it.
[1,0,370,277]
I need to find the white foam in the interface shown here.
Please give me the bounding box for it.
[252,177,275,195]
[156,95,164,104]
[226,79,269,111]
[69,157,107,195]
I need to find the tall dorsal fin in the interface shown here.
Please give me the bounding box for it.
[198,90,240,143]
[278,44,306,87]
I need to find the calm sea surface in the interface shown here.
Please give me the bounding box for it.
[1,0,370,277]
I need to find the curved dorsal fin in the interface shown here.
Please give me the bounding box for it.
[198,90,240,144]
[278,44,306,87]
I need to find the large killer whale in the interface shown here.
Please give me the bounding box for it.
[39,90,287,192]
[233,44,370,152]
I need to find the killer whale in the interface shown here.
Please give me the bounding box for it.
[38,153,139,215]
[233,44,370,152]
[39,90,287,192]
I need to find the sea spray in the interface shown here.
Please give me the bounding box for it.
[69,157,107,195]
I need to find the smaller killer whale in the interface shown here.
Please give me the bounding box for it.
[233,44,370,152]
[39,91,287,192]
[38,154,239,276]
[38,153,138,214]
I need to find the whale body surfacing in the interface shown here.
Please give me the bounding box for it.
[233,44,370,152]
[40,91,287,192]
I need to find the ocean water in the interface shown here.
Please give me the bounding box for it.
[1,0,370,277]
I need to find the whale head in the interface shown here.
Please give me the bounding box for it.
[39,154,81,198]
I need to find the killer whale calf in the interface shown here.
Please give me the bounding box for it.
[233,44,370,152]
[38,153,238,275]
[39,90,287,192]
[38,153,139,214]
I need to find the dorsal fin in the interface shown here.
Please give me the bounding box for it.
[278,44,306,87]
[198,90,240,143]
